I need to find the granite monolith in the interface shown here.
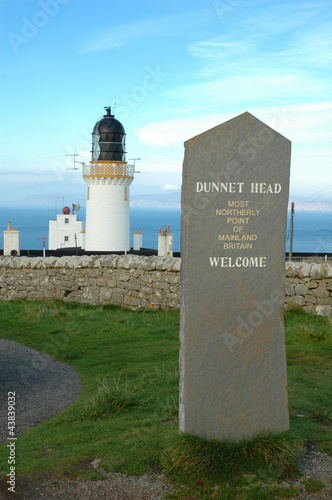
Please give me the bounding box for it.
[179,112,291,441]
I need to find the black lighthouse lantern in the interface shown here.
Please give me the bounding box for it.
[91,107,126,162]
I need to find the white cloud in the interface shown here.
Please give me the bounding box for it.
[135,103,332,189]
[271,23,332,67]
[252,103,332,147]
[188,41,245,58]
[138,158,182,174]
[243,2,318,35]
[82,10,212,52]
[161,184,181,191]
[136,113,247,147]
[163,74,329,107]
[82,19,158,52]
[185,4,332,80]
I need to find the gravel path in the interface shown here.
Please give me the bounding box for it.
[0,471,176,499]
[0,339,82,442]
[0,452,331,499]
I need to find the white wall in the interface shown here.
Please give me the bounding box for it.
[3,231,20,255]
[85,181,131,251]
[158,233,173,257]
[48,214,84,250]
[133,231,143,250]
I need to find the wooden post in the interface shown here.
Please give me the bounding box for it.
[289,202,294,261]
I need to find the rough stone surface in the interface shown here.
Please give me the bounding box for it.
[287,295,306,307]
[179,112,291,442]
[298,263,311,277]
[316,305,332,316]
[310,287,329,298]
[325,265,332,278]
[310,264,325,279]
[0,255,181,310]
[295,284,309,295]
[285,282,295,295]
[0,256,331,316]
[284,262,332,313]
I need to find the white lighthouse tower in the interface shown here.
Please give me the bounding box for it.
[83,107,134,251]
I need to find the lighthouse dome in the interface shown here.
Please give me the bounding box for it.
[91,107,126,162]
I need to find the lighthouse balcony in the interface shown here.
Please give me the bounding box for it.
[83,162,134,179]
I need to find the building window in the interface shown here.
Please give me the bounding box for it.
[65,218,69,224]
[124,186,128,201]
[64,236,69,242]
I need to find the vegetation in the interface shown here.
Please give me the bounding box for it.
[0,300,331,499]
[163,429,302,482]
[285,309,332,455]
[304,477,325,493]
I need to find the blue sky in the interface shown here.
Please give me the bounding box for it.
[0,0,331,209]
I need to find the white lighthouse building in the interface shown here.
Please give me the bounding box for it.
[83,107,134,252]
[48,206,85,250]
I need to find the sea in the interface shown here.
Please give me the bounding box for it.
[0,206,331,254]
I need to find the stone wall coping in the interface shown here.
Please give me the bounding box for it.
[1,257,330,277]
[285,261,332,279]
[0,254,181,272]
[1,257,330,276]
[1,257,331,315]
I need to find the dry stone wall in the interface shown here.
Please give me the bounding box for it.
[0,255,181,310]
[0,256,331,315]
[285,261,332,316]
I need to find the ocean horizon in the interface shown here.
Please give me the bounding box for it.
[0,206,331,254]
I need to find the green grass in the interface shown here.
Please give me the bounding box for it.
[163,429,302,482]
[285,309,332,455]
[0,300,180,478]
[0,300,331,499]
[78,374,150,419]
[304,477,325,493]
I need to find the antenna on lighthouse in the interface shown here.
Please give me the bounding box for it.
[104,106,113,117]
[66,154,86,170]
[66,154,79,170]
[129,158,141,173]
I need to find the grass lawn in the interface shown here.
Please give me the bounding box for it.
[0,300,331,498]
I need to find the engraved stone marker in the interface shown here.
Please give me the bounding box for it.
[180,112,291,441]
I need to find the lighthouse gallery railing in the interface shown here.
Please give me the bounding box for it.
[83,163,134,178]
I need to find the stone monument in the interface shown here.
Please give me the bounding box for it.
[179,112,291,441]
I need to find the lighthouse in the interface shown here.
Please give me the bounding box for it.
[83,107,134,251]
